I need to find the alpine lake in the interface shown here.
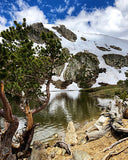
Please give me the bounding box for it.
[0,90,103,143]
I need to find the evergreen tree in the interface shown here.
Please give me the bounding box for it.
[0,18,69,101]
[40,31,69,79]
[0,19,69,159]
[0,18,42,99]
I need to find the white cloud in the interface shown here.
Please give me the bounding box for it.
[55,5,67,13]
[0,16,7,32]
[115,0,128,13]
[0,16,7,25]
[16,0,29,10]
[55,0,128,40]
[14,6,48,24]
[67,6,75,15]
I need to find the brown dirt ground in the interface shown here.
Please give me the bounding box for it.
[47,119,128,160]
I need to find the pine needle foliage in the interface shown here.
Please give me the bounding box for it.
[0,18,69,100]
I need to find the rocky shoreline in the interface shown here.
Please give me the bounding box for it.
[29,96,128,160]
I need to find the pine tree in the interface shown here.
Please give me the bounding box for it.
[0,19,69,159]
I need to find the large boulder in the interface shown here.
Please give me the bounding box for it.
[28,23,57,44]
[65,121,78,145]
[110,45,122,51]
[52,25,77,42]
[63,50,99,88]
[103,54,128,69]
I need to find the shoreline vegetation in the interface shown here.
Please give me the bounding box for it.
[81,84,123,98]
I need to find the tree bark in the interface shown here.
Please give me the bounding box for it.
[0,81,19,160]
[0,79,51,159]
[25,101,33,131]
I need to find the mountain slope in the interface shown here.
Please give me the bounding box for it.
[43,24,128,88]
[1,23,128,90]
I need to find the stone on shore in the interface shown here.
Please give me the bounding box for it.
[65,121,78,145]
[31,141,50,160]
[72,150,92,160]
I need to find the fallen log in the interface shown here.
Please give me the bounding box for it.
[111,121,128,133]
[85,96,128,141]
[86,124,111,141]
[54,141,71,155]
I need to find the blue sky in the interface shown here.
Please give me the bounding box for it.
[0,0,115,24]
[0,0,128,39]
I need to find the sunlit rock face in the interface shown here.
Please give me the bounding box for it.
[63,50,99,88]
[52,25,77,42]
[103,54,128,69]
[28,23,57,44]
[65,121,78,145]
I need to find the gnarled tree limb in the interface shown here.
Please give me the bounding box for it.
[0,80,19,159]
[32,80,50,114]
[25,101,33,131]
[103,137,128,152]
[0,81,13,122]
[102,146,128,160]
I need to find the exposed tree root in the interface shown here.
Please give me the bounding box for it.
[102,146,128,160]
[103,137,128,152]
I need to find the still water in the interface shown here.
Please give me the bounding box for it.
[0,91,101,143]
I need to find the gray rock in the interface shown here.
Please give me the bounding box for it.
[63,50,99,88]
[28,23,57,44]
[72,150,92,160]
[96,46,111,51]
[53,64,65,76]
[31,141,51,160]
[103,54,128,69]
[110,45,122,51]
[65,121,78,145]
[52,25,77,42]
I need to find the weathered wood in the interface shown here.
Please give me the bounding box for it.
[102,150,115,160]
[103,137,128,152]
[54,141,71,155]
[25,102,33,131]
[86,115,111,141]
[0,81,13,122]
[102,146,128,160]
[0,81,19,159]
[86,124,111,141]
[111,123,128,133]
[86,96,128,141]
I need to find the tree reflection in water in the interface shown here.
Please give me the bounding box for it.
[33,91,100,142]
[0,91,101,142]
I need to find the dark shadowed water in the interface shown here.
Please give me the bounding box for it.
[0,91,101,143]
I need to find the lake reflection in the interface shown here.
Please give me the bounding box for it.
[0,91,101,143]
[33,91,100,142]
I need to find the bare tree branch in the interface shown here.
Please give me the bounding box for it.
[103,137,128,152]
[32,80,50,114]
[102,146,128,160]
